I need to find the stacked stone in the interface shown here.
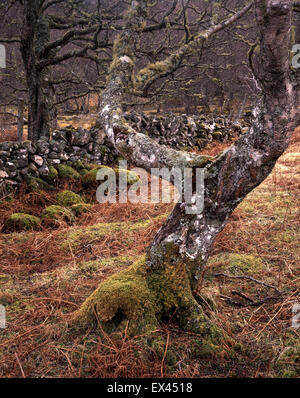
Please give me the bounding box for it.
[0,126,117,195]
[0,112,250,196]
[124,111,250,150]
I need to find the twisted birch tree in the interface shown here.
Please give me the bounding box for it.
[73,0,300,336]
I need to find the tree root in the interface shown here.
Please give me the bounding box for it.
[71,248,212,337]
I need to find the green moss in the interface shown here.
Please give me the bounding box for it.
[146,242,207,333]
[31,255,137,288]
[4,213,41,232]
[118,169,140,186]
[0,233,30,245]
[44,166,58,184]
[273,332,300,378]
[72,256,159,335]
[71,203,92,217]
[61,215,167,251]
[56,164,80,181]
[208,252,264,275]
[272,230,298,244]
[0,274,10,282]
[81,165,140,188]
[73,242,212,337]
[57,191,84,207]
[99,146,110,155]
[79,169,89,177]
[73,160,88,171]
[81,166,105,187]
[27,177,55,192]
[150,337,177,368]
[42,205,75,224]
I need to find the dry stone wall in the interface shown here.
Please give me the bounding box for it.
[0,125,116,196]
[0,112,250,196]
[123,111,250,150]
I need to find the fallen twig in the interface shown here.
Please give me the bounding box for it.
[213,272,282,296]
[15,352,26,378]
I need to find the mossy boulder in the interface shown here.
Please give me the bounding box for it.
[27,177,55,192]
[120,169,140,186]
[57,191,85,207]
[4,213,41,232]
[79,169,89,177]
[81,166,103,187]
[71,203,92,217]
[72,160,88,171]
[44,166,58,184]
[81,165,140,188]
[208,252,264,275]
[56,164,80,181]
[42,205,75,224]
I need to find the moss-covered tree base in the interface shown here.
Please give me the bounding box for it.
[71,256,158,335]
[72,245,212,337]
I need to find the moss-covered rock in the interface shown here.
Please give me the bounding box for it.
[119,169,140,186]
[81,165,140,188]
[27,177,55,192]
[71,203,92,217]
[4,213,41,232]
[56,164,80,181]
[79,169,89,177]
[57,191,85,207]
[72,160,88,171]
[44,166,58,184]
[208,252,264,275]
[81,166,103,187]
[42,205,75,224]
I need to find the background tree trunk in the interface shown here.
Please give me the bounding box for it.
[20,1,51,141]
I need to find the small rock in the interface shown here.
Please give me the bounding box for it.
[0,170,9,178]
[33,155,44,166]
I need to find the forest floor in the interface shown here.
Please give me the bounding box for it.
[0,127,299,378]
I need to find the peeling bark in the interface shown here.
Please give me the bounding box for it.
[74,0,300,336]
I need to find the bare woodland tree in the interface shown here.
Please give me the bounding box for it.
[0,0,260,139]
[0,0,119,141]
[72,0,300,336]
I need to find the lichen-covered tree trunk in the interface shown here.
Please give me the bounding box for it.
[73,0,300,336]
